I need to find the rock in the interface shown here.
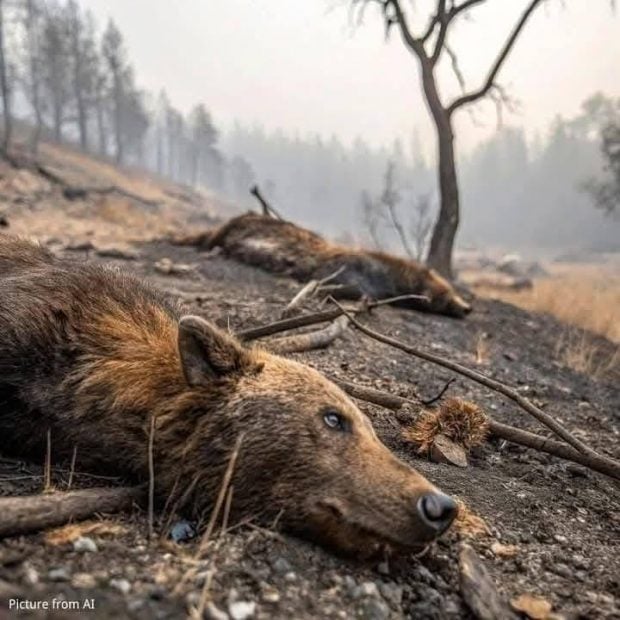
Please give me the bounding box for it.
[353,581,380,599]
[261,586,280,603]
[430,433,469,468]
[359,597,390,620]
[72,573,97,589]
[73,536,98,553]
[23,565,39,586]
[510,593,553,619]
[110,578,131,595]
[377,561,390,576]
[169,519,197,543]
[459,544,517,620]
[154,257,195,275]
[48,567,70,582]
[205,601,229,620]
[490,542,519,558]
[228,600,256,620]
[95,244,140,260]
[552,563,571,579]
[379,582,403,607]
[271,557,293,575]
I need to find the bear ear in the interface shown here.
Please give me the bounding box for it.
[178,315,255,387]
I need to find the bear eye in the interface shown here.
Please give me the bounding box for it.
[323,410,349,432]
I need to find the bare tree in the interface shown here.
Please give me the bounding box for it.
[0,0,12,154]
[20,0,44,153]
[92,54,108,156]
[409,194,434,261]
[101,19,126,163]
[67,1,97,151]
[40,1,71,142]
[188,103,218,187]
[349,0,545,277]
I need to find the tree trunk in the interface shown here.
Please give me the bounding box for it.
[113,72,123,164]
[0,0,11,155]
[427,120,459,279]
[418,63,459,279]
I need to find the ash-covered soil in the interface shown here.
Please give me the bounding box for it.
[0,236,619,620]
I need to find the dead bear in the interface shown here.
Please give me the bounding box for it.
[182,212,471,318]
[0,235,457,555]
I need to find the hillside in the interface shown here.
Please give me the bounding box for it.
[0,145,618,619]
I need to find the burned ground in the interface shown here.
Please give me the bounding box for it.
[0,235,618,619]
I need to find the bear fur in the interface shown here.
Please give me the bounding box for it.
[0,235,454,555]
[181,212,471,318]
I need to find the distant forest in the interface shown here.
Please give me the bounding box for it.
[1,0,617,255]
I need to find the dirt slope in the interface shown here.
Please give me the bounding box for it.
[0,150,619,619]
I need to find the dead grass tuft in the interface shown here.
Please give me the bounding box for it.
[453,499,490,539]
[403,398,490,454]
[475,269,620,343]
[45,520,128,546]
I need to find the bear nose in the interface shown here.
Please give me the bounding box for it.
[417,493,457,535]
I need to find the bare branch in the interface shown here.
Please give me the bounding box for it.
[447,0,544,115]
[445,43,466,92]
[385,0,428,59]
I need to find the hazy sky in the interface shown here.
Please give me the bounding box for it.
[80,0,619,157]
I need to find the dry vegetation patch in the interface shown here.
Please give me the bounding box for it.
[473,264,620,378]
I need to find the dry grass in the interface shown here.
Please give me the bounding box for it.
[474,265,620,378]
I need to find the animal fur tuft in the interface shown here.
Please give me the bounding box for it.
[403,398,489,454]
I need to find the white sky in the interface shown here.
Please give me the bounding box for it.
[79,0,620,157]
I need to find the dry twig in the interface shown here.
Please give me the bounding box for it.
[198,433,245,554]
[147,414,156,540]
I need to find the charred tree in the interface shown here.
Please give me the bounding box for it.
[350,0,545,278]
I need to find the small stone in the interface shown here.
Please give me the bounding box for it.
[271,557,293,575]
[379,583,403,607]
[377,561,390,576]
[110,578,131,595]
[169,520,197,543]
[228,600,256,620]
[553,534,568,544]
[359,597,390,620]
[283,571,297,582]
[205,601,229,620]
[262,586,280,603]
[552,563,571,579]
[344,576,357,595]
[72,573,96,588]
[23,566,39,586]
[73,536,98,553]
[354,581,380,599]
[48,567,70,582]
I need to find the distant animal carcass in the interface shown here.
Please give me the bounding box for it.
[0,235,457,555]
[180,212,472,318]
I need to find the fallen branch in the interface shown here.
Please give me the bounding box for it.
[0,487,142,538]
[280,266,347,318]
[238,294,427,342]
[329,298,602,460]
[268,315,349,354]
[338,379,620,480]
[334,378,420,409]
[250,185,283,220]
[33,162,160,207]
